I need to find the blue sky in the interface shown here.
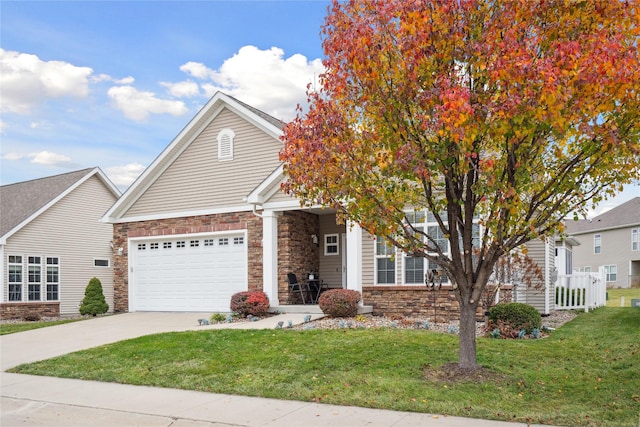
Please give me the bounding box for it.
[1,0,637,216]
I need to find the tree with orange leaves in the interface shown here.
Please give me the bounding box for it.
[281,0,639,370]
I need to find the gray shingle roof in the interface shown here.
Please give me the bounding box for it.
[227,94,287,130]
[1,168,95,237]
[565,197,640,235]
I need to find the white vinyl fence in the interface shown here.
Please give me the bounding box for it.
[555,268,607,312]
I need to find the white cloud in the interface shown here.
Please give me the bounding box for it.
[160,80,200,98]
[107,85,189,121]
[0,49,93,114]
[93,74,135,85]
[0,120,7,133]
[2,152,24,161]
[104,162,146,188]
[27,151,73,167]
[178,45,324,121]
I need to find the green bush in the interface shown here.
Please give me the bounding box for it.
[209,313,227,323]
[488,302,541,333]
[318,289,361,317]
[79,277,109,316]
[230,291,269,317]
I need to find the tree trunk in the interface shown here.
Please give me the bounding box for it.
[458,300,479,370]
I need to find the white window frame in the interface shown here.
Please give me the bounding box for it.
[583,266,591,273]
[27,256,42,301]
[604,264,617,282]
[8,255,23,302]
[594,234,601,254]
[46,257,60,301]
[94,259,110,268]
[375,236,395,284]
[632,228,639,251]
[217,128,235,160]
[324,233,339,256]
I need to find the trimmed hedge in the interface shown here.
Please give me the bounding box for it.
[488,302,541,333]
[230,291,270,317]
[318,289,361,317]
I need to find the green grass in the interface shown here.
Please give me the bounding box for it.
[10,308,640,426]
[0,318,85,335]
[607,288,640,307]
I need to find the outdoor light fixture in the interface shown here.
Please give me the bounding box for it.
[311,234,319,245]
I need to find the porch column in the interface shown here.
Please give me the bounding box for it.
[262,210,279,305]
[346,220,363,305]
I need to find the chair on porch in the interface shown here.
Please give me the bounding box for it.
[287,272,307,304]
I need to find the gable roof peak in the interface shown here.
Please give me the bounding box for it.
[1,167,119,240]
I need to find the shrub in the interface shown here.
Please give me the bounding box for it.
[22,312,41,322]
[488,302,541,333]
[79,277,109,316]
[210,313,227,323]
[318,289,361,317]
[230,291,269,317]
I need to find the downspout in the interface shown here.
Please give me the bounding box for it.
[544,238,550,315]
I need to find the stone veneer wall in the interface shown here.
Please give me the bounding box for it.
[277,211,320,303]
[112,212,263,313]
[363,286,514,322]
[0,302,60,320]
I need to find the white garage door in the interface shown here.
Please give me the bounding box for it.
[131,234,247,312]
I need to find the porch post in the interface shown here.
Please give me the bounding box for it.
[346,220,363,305]
[262,210,279,305]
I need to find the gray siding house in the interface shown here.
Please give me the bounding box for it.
[565,197,640,288]
[1,168,120,318]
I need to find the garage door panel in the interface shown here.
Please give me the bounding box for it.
[132,234,247,312]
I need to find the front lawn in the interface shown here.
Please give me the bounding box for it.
[10,307,640,426]
[0,318,84,335]
[607,288,640,307]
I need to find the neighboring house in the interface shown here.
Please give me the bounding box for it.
[565,197,640,288]
[1,168,120,319]
[103,92,533,318]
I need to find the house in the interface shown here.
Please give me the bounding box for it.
[104,92,523,319]
[1,168,120,319]
[565,197,640,288]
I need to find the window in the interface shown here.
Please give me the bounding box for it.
[219,238,229,246]
[633,229,639,251]
[604,265,617,282]
[8,255,22,301]
[375,237,395,284]
[404,256,424,284]
[190,240,199,247]
[28,256,41,301]
[94,259,110,267]
[150,243,159,250]
[594,234,601,254]
[204,239,214,246]
[47,258,59,300]
[163,242,172,249]
[234,236,244,245]
[427,225,449,253]
[324,234,339,256]
[176,241,186,248]
[583,266,592,273]
[217,128,235,160]
[138,243,146,251]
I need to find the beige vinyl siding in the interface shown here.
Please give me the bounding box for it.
[3,176,116,314]
[267,188,297,204]
[318,214,345,287]
[125,107,282,218]
[520,239,552,313]
[361,230,375,286]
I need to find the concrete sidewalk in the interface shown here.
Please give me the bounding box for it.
[1,313,550,427]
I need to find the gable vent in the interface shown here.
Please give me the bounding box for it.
[217,128,235,160]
